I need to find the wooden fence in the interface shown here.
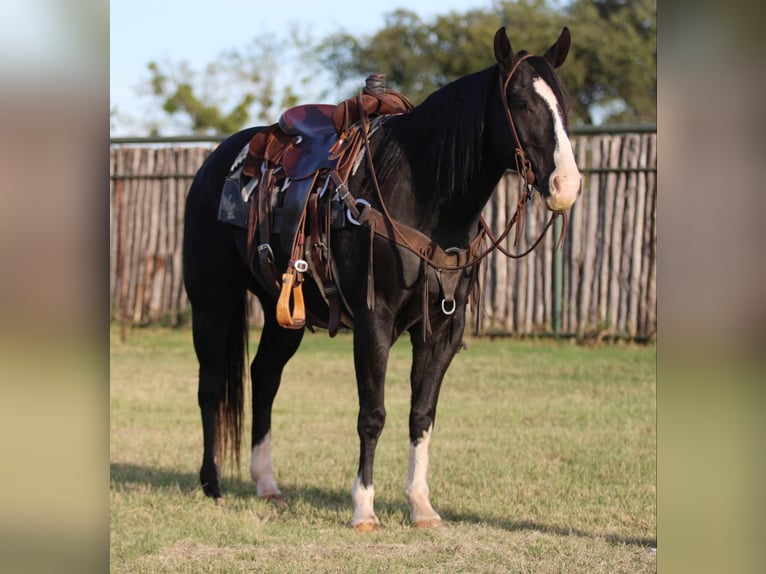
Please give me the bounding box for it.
[109,130,656,339]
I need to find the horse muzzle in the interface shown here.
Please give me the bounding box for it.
[544,170,582,212]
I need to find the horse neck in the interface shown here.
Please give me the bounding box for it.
[376,67,506,244]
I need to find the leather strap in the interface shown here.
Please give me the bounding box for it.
[308,191,341,335]
[357,206,482,270]
[256,168,280,292]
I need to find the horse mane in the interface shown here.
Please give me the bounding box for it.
[374,65,499,203]
[369,56,569,205]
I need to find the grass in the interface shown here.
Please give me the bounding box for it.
[111,326,656,573]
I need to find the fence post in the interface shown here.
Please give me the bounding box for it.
[552,215,563,336]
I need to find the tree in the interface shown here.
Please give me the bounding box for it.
[139,30,315,135]
[318,8,503,104]
[129,0,655,133]
[318,0,656,125]
[566,0,656,124]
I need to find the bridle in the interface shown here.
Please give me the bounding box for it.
[494,53,567,255]
[500,54,537,189]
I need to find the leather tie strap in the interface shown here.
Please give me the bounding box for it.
[308,191,342,336]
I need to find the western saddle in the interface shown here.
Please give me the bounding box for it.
[240,74,416,334]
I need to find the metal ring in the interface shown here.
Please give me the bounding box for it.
[294,135,303,145]
[441,247,463,269]
[294,259,309,273]
[346,199,371,226]
[441,299,456,315]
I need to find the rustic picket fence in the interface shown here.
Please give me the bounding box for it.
[109,130,656,340]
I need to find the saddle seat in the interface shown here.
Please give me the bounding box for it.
[278,104,337,138]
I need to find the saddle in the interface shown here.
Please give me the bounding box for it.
[238,74,415,333]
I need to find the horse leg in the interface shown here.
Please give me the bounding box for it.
[249,308,304,500]
[350,313,392,532]
[405,313,466,528]
[191,288,248,503]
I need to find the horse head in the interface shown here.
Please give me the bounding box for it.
[493,26,582,213]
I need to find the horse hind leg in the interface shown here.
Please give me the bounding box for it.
[191,288,249,503]
[249,306,304,501]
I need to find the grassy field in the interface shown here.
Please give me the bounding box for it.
[110,326,656,573]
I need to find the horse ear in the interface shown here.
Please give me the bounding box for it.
[543,27,571,68]
[493,27,515,73]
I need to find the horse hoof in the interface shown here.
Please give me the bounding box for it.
[214,497,226,507]
[352,521,381,533]
[413,517,443,529]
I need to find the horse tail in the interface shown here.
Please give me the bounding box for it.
[217,291,249,476]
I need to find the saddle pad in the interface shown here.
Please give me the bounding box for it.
[217,177,249,228]
[217,144,252,228]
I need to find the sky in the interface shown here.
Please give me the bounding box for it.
[110,0,494,135]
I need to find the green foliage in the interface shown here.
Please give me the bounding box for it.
[318,0,656,125]
[144,34,306,135]
[136,1,655,133]
[566,0,656,123]
[319,8,502,101]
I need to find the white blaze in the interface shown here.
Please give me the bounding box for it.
[532,77,581,211]
[250,432,281,498]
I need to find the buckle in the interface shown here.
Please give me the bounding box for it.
[257,243,274,261]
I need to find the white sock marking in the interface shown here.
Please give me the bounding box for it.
[406,425,441,524]
[351,474,379,527]
[250,431,281,498]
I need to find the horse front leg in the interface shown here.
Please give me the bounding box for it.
[350,311,392,532]
[406,311,466,528]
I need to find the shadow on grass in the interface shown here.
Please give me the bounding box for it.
[110,463,653,549]
[110,462,352,510]
[110,462,199,493]
[442,509,656,549]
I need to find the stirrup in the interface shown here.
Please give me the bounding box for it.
[276,267,306,329]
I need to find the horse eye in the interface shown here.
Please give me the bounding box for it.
[513,100,529,112]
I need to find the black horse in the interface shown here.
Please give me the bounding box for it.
[183,27,581,531]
